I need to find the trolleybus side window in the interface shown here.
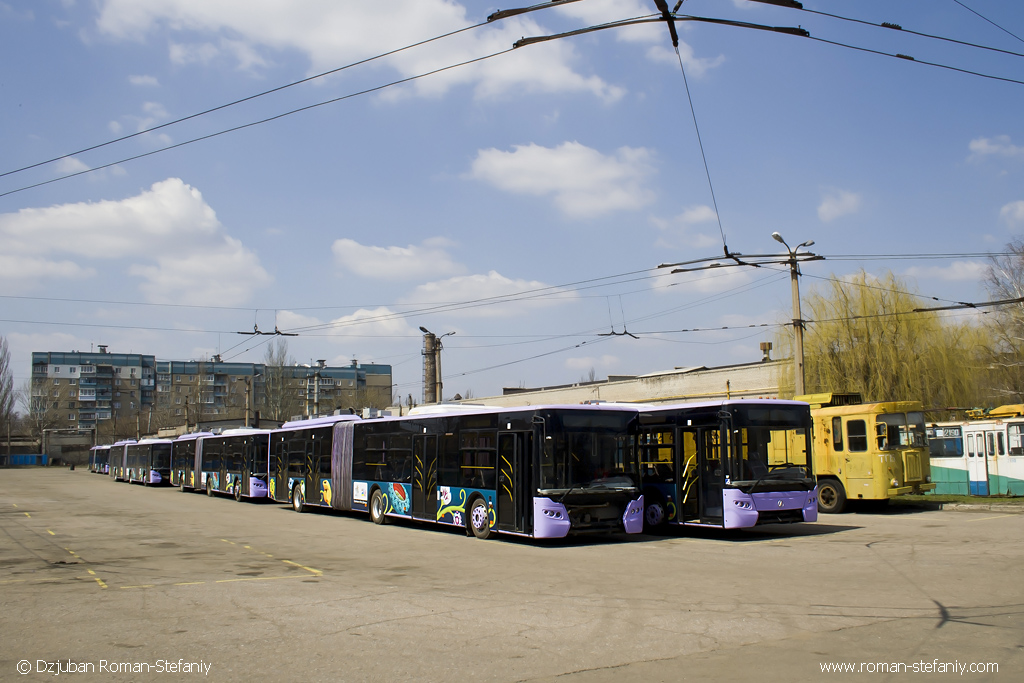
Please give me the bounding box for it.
[363,434,387,481]
[439,433,460,487]
[1010,425,1024,455]
[460,431,496,488]
[389,434,412,483]
[639,429,674,483]
[997,432,1005,456]
[967,434,976,457]
[832,417,844,451]
[847,420,868,452]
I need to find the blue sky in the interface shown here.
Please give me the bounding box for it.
[2,0,1023,404]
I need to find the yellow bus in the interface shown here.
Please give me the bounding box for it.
[796,393,935,513]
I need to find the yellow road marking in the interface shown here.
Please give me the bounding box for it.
[23,512,30,518]
[120,585,155,589]
[282,559,323,576]
[12,503,17,507]
[174,582,206,586]
[86,570,108,589]
[47,530,55,536]
[220,539,235,545]
[967,514,1014,522]
[215,575,308,584]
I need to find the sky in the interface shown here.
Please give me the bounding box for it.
[2,0,1023,405]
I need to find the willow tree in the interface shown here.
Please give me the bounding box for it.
[775,270,990,412]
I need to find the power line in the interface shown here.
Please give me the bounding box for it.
[0,21,491,181]
[952,0,1024,45]
[0,48,514,199]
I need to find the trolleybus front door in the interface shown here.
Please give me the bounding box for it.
[968,432,992,496]
[497,432,532,534]
[412,435,438,520]
[697,428,724,525]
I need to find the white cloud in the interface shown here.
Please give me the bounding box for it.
[651,205,720,251]
[332,237,465,281]
[0,178,270,304]
[817,189,862,222]
[405,271,576,318]
[903,261,987,282]
[128,74,159,86]
[1000,200,1024,229]
[468,141,656,218]
[55,157,90,174]
[968,135,1024,161]
[94,1,624,101]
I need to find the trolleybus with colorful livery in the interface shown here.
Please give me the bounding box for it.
[268,405,644,539]
[171,431,211,491]
[799,393,934,512]
[637,399,817,529]
[196,428,272,501]
[126,438,174,485]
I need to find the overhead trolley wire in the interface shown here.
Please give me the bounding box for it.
[0,21,492,181]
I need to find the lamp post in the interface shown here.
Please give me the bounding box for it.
[771,231,815,397]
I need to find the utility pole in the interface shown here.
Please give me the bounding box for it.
[772,232,816,397]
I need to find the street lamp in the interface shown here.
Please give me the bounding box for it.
[771,232,815,397]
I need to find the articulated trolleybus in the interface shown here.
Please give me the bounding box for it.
[88,444,111,474]
[196,428,272,501]
[269,404,645,539]
[638,399,818,530]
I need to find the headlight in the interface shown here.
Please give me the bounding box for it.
[891,478,899,488]
[926,475,932,483]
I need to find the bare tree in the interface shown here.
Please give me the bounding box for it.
[260,339,301,421]
[984,239,1024,402]
[0,337,15,437]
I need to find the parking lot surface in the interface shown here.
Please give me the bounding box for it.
[1,469,1020,681]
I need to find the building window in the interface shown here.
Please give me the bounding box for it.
[131,380,137,386]
[69,414,75,420]
[70,367,77,374]
[175,409,182,416]
[53,379,60,385]
[69,379,77,385]
[130,402,136,409]
[175,397,181,405]
[52,402,59,409]
[54,367,60,373]
[175,375,181,382]
[52,390,59,397]
[115,392,121,397]
[114,402,121,409]
[68,402,75,409]
[69,391,76,397]
[130,391,135,398]
[130,368,137,377]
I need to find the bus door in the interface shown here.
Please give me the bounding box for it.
[967,432,991,495]
[412,435,438,520]
[497,432,532,533]
[697,427,724,524]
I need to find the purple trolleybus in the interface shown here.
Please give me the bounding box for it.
[268,404,644,539]
[126,438,174,485]
[171,431,213,491]
[638,399,818,530]
[108,439,137,482]
[196,428,272,501]
[89,444,111,474]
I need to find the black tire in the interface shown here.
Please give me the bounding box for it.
[292,484,306,513]
[818,479,848,514]
[369,489,387,525]
[233,481,243,502]
[206,478,214,497]
[468,497,494,539]
[643,492,668,533]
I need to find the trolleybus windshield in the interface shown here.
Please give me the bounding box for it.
[539,413,638,494]
[727,404,814,491]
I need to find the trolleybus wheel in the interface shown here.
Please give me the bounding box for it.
[369,489,387,525]
[643,493,668,533]
[233,481,242,502]
[292,484,306,513]
[468,498,494,540]
[817,479,847,514]
[206,478,214,497]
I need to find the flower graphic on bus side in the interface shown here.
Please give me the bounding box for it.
[452,511,463,527]
[439,486,452,506]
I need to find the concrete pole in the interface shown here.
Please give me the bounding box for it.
[422,333,437,404]
[788,256,806,397]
